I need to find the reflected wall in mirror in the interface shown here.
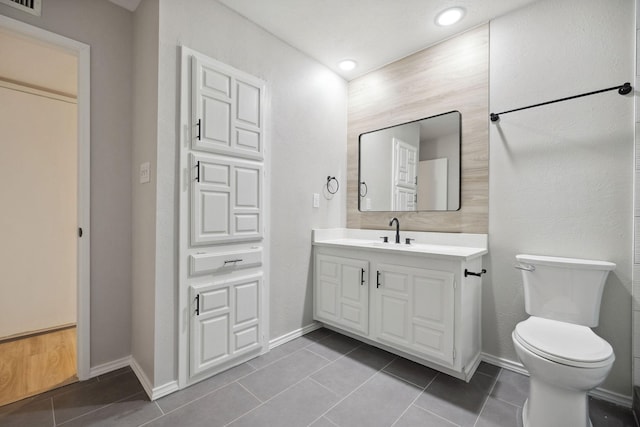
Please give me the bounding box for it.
[358,111,461,212]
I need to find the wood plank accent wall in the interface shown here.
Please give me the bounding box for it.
[347,25,489,233]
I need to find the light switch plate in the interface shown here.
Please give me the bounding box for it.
[313,193,320,208]
[140,162,150,184]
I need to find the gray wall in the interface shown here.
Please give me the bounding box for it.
[0,0,134,368]
[132,0,159,383]
[151,0,347,386]
[634,0,640,388]
[487,0,634,395]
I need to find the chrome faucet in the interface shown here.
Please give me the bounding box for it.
[389,217,400,243]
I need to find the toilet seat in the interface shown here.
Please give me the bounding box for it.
[514,317,614,368]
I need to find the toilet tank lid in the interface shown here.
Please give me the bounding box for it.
[516,254,616,271]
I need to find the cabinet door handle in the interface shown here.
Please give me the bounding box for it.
[195,161,200,182]
[376,271,381,288]
[195,294,200,316]
[361,268,365,285]
[196,118,202,140]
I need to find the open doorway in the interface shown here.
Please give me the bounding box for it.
[0,17,90,405]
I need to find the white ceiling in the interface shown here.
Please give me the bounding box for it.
[108,0,540,81]
[217,0,540,80]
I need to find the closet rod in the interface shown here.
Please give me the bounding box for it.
[489,82,632,122]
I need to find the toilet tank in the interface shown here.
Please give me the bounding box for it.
[515,254,616,327]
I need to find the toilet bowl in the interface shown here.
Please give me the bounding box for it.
[512,317,614,427]
[512,254,616,427]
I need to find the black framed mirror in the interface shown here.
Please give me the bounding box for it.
[358,111,461,212]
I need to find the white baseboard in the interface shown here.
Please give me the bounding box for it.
[590,387,633,408]
[130,356,179,401]
[481,352,529,376]
[89,356,131,378]
[87,322,323,402]
[480,352,632,408]
[269,322,322,349]
[150,380,180,401]
[129,356,153,399]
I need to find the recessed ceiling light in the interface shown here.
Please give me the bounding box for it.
[338,59,357,71]
[435,7,465,26]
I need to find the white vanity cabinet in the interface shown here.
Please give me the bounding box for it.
[314,254,369,336]
[312,229,487,381]
[373,262,455,366]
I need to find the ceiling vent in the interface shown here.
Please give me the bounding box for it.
[0,0,41,16]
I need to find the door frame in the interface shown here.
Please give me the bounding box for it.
[0,15,91,380]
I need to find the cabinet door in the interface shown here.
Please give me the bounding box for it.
[191,153,262,245]
[373,263,454,364]
[314,254,369,335]
[190,273,262,377]
[192,56,264,160]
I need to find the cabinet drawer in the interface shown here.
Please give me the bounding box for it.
[190,248,262,275]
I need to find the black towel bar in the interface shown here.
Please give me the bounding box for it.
[490,82,632,122]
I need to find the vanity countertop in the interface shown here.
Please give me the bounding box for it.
[312,228,487,261]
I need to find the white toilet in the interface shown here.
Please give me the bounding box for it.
[512,254,616,427]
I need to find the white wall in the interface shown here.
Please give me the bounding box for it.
[487,0,634,396]
[0,0,134,368]
[147,0,347,386]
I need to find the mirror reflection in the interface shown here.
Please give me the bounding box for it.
[358,111,461,212]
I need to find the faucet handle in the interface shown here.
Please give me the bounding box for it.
[379,236,389,243]
[405,238,415,245]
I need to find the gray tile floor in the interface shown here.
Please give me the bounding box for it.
[0,328,636,427]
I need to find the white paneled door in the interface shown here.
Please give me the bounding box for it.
[392,138,417,211]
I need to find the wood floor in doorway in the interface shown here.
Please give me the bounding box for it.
[0,326,77,407]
